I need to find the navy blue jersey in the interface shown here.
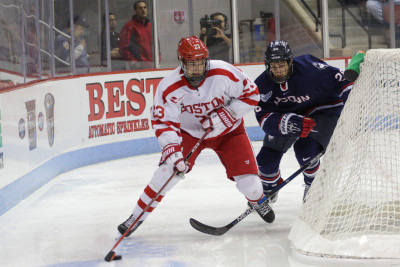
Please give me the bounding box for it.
[255,54,353,135]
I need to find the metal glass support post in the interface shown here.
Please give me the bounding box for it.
[274,0,280,41]
[104,0,111,72]
[321,0,330,58]
[20,1,27,83]
[153,0,159,68]
[69,0,76,74]
[34,0,42,79]
[49,1,56,77]
[188,0,194,37]
[389,0,396,48]
[231,0,239,64]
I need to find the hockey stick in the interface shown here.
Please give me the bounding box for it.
[105,128,211,262]
[189,151,324,236]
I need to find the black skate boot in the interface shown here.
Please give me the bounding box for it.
[251,196,275,223]
[118,214,143,237]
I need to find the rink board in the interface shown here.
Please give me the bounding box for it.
[0,59,347,216]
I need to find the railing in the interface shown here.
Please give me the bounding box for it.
[298,0,378,49]
[299,0,321,32]
[1,0,395,90]
[0,0,86,83]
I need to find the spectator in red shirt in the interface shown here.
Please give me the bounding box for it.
[119,1,159,69]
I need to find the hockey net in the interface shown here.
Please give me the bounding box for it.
[289,49,400,262]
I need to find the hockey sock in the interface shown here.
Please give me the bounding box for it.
[259,170,283,203]
[132,184,164,221]
[302,159,320,185]
[259,170,282,193]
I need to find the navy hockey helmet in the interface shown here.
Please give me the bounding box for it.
[265,40,293,84]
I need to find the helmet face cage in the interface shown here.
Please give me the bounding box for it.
[179,58,210,85]
[265,40,294,84]
[177,36,210,86]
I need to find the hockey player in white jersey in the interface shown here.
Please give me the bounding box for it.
[118,36,275,237]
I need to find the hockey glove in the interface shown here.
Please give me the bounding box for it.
[201,107,237,135]
[279,113,316,138]
[160,143,188,174]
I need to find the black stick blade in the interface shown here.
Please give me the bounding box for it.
[189,218,229,236]
[104,250,121,262]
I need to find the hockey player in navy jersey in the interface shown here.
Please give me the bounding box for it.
[117,36,275,237]
[254,41,353,217]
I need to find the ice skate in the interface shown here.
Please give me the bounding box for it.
[118,214,143,237]
[251,196,275,223]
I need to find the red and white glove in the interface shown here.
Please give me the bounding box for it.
[279,113,316,138]
[160,143,188,173]
[201,107,237,135]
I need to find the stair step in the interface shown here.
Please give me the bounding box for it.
[328,6,361,17]
[329,17,366,27]
[329,35,388,47]
[289,0,394,55]
[330,26,377,36]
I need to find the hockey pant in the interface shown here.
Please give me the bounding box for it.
[257,137,321,192]
[307,109,340,151]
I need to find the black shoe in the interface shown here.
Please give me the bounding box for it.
[118,214,143,237]
[250,196,275,223]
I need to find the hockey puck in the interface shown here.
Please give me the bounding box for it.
[114,255,122,260]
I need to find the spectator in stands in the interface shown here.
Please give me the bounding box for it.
[366,0,400,24]
[366,0,400,42]
[119,1,159,70]
[55,15,90,73]
[101,12,121,64]
[199,12,232,62]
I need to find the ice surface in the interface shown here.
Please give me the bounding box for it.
[0,141,320,267]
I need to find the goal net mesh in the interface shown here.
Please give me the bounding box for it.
[289,49,400,259]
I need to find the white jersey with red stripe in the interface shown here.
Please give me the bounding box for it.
[151,60,260,149]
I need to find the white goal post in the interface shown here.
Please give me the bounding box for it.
[289,49,400,264]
